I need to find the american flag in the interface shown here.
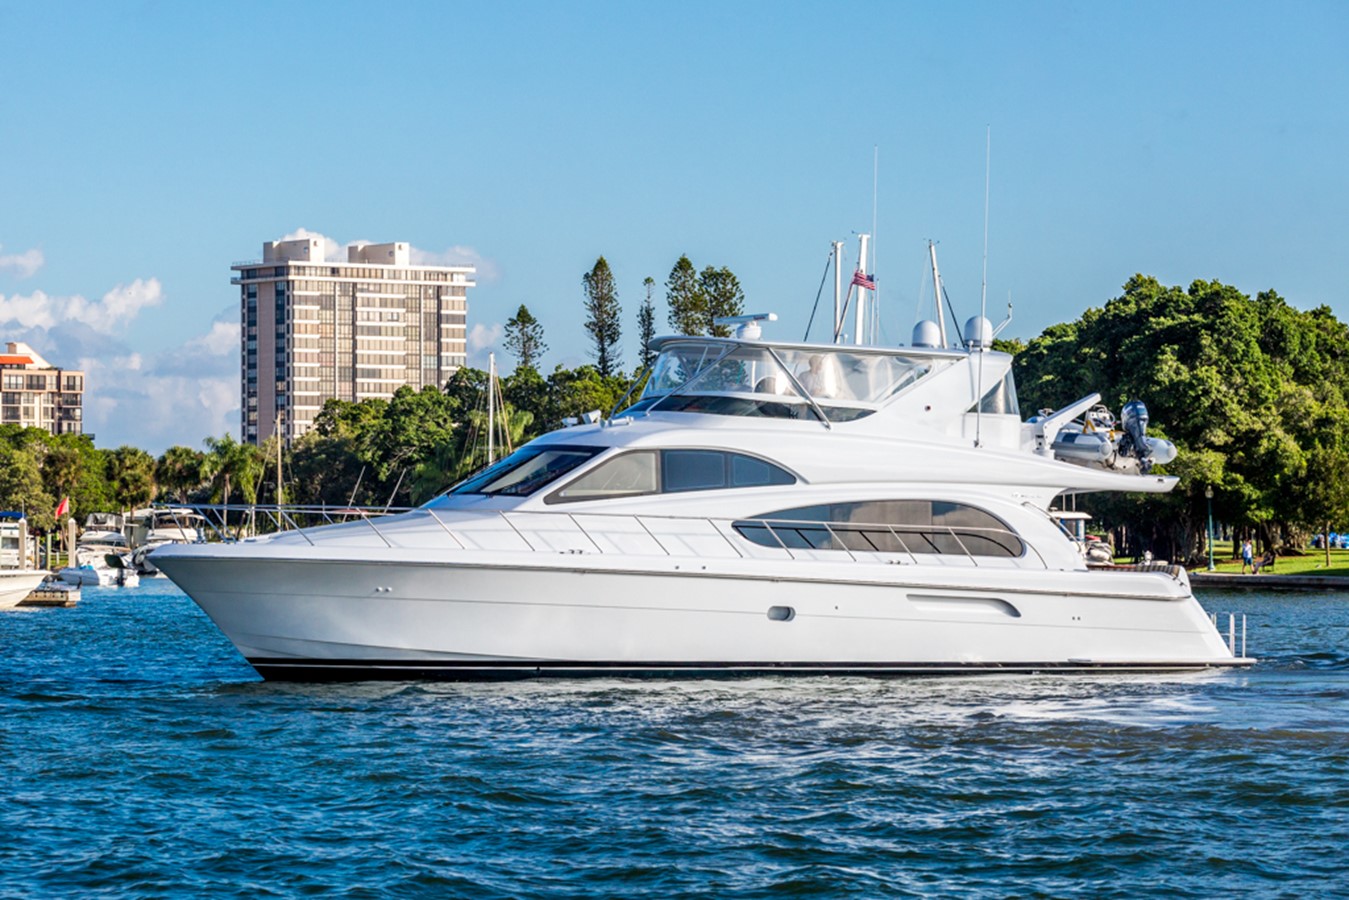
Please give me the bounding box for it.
[851,270,876,290]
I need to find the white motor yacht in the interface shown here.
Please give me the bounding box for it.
[154,318,1252,680]
[128,507,208,574]
[57,514,139,587]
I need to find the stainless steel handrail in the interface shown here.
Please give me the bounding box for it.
[154,502,1043,569]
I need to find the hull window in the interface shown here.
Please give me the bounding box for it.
[735,500,1025,558]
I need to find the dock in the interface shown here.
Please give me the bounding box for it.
[18,584,81,607]
[1189,572,1349,592]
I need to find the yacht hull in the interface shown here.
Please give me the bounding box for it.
[0,570,47,609]
[153,547,1246,680]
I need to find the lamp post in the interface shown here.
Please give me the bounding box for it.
[1205,486,1215,571]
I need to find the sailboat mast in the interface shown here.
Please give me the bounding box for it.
[276,416,283,506]
[487,352,496,464]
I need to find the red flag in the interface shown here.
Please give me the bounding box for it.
[851,270,876,290]
[55,496,69,518]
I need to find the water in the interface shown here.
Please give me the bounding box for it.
[3,581,1348,898]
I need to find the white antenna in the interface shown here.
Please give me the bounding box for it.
[974,126,991,449]
[928,240,948,348]
[871,145,879,344]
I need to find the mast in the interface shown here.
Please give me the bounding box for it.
[928,240,949,349]
[853,233,870,345]
[487,352,496,464]
[832,241,844,344]
[276,413,283,507]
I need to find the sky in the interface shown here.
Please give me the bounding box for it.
[2,0,1346,452]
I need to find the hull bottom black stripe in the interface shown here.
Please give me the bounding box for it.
[246,657,1251,682]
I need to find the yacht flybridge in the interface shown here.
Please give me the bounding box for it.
[153,317,1252,680]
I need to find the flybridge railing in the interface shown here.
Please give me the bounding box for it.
[160,504,1047,570]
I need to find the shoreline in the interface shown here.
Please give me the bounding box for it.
[1189,571,1349,592]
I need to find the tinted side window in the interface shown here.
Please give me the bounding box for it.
[731,454,795,487]
[663,450,727,492]
[551,451,659,501]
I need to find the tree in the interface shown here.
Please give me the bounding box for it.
[545,365,633,425]
[666,255,704,336]
[202,433,265,508]
[582,257,622,377]
[0,444,55,532]
[1014,275,1349,561]
[503,304,548,371]
[157,445,205,502]
[637,276,658,370]
[1290,444,1349,568]
[108,446,157,511]
[700,266,745,337]
[286,430,368,507]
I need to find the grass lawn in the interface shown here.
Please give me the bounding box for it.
[1118,541,1349,578]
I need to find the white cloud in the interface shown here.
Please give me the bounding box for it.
[189,319,241,356]
[0,245,44,279]
[76,336,237,453]
[0,290,58,329]
[0,278,163,335]
[277,227,497,280]
[411,244,500,281]
[467,322,503,369]
[469,321,502,351]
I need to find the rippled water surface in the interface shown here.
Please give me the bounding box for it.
[3,580,1348,898]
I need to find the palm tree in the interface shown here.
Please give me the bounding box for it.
[203,435,265,531]
[157,445,206,502]
[108,446,157,511]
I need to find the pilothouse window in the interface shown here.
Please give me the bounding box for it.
[735,500,1024,557]
[450,445,602,497]
[549,449,796,503]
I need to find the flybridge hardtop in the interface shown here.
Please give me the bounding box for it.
[152,297,1243,680]
[492,331,1180,505]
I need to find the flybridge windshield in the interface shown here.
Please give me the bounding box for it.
[639,342,935,409]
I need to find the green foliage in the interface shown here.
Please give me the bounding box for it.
[582,257,622,377]
[665,256,745,337]
[700,266,745,337]
[202,433,265,506]
[157,445,205,502]
[1016,275,1349,560]
[503,304,548,370]
[637,276,658,370]
[665,255,704,335]
[0,443,55,531]
[108,445,157,510]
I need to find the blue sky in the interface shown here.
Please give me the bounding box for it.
[2,0,1346,452]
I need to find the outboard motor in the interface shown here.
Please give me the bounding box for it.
[1119,400,1151,472]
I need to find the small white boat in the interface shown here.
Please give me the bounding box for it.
[1042,402,1177,474]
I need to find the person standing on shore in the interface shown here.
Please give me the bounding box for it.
[1241,539,1254,574]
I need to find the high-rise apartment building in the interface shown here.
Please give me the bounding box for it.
[0,341,85,436]
[232,238,475,445]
